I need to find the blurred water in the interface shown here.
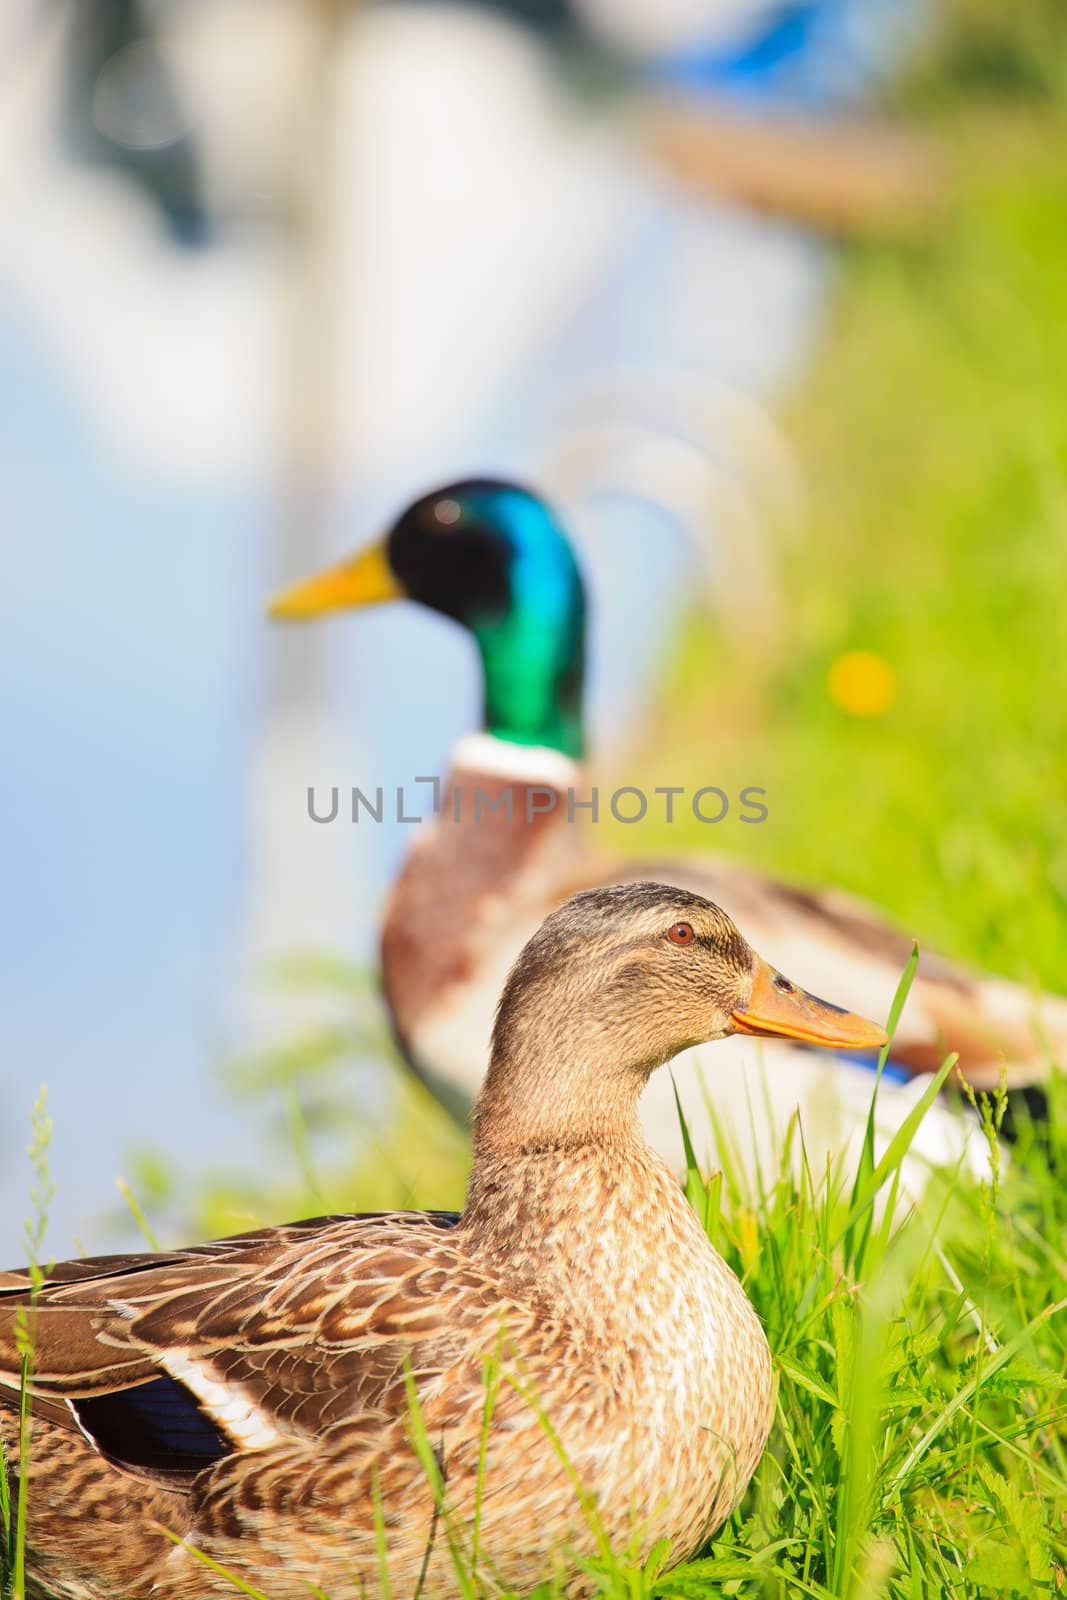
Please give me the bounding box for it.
[0,243,821,1266]
[0,0,887,1262]
[0,308,262,1251]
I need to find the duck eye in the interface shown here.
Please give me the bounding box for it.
[668,922,694,946]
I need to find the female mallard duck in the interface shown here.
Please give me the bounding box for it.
[270,479,1063,1170]
[0,884,885,1599]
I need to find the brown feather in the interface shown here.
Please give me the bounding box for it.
[1,888,780,1600]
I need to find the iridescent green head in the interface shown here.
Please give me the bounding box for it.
[270,479,587,759]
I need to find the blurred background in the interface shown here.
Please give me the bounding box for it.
[1,0,1064,1261]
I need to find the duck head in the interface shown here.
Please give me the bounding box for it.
[473,882,888,1155]
[270,479,587,759]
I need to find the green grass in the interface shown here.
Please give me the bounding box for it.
[672,1075,1067,1599]
[548,11,1067,1588]
[505,1074,1067,1600]
[618,11,1067,993]
[1,1089,54,1600]
[6,1036,1066,1598]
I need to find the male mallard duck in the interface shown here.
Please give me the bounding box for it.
[271,479,1063,1173]
[0,884,885,1598]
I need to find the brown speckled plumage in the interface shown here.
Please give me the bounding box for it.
[0,884,849,1600]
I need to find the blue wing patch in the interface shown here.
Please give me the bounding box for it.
[73,1373,232,1484]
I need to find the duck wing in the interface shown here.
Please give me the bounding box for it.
[0,1210,464,1488]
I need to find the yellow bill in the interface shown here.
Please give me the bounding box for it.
[269,540,404,620]
[732,957,888,1051]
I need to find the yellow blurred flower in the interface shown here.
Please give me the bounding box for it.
[827,649,897,718]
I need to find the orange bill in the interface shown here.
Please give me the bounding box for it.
[269,539,404,620]
[732,957,888,1051]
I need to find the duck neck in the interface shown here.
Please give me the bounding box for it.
[381,736,586,1074]
[470,1054,647,1167]
[469,491,586,759]
[460,1120,698,1308]
[474,617,585,759]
